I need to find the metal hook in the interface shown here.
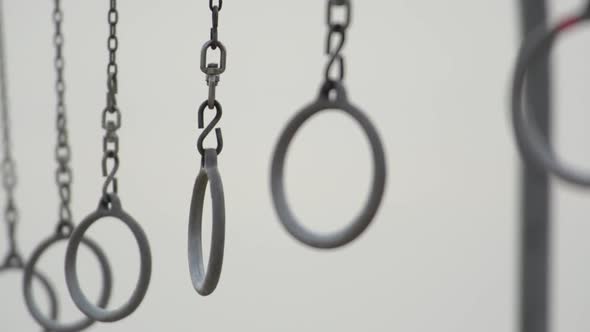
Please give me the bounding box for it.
[101,152,119,196]
[325,25,346,82]
[197,100,223,157]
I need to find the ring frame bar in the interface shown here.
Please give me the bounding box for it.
[0,265,59,332]
[188,149,225,296]
[23,234,112,332]
[271,82,387,249]
[511,11,590,186]
[65,194,152,322]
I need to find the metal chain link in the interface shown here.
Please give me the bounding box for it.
[0,0,22,266]
[53,0,74,236]
[197,0,226,157]
[325,0,351,83]
[102,0,121,202]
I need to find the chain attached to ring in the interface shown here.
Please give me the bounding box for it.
[102,0,121,204]
[325,0,350,84]
[53,0,74,237]
[198,0,226,158]
[0,0,21,266]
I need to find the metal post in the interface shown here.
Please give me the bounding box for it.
[517,1,552,332]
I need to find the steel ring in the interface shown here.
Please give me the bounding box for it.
[0,264,59,332]
[23,234,112,331]
[512,13,590,186]
[188,149,225,296]
[270,82,387,249]
[64,194,152,322]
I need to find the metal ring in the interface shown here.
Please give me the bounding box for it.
[512,13,590,186]
[200,40,227,75]
[0,265,59,332]
[188,149,225,296]
[23,234,112,332]
[64,194,152,322]
[270,82,387,249]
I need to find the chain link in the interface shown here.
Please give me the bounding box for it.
[102,0,121,201]
[0,0,20,261]
[325,0,351,83]
[197,0,226,157]
[52,0,74,235]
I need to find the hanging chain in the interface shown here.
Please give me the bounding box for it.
[53,0,74,236]
[102,0,121,202]
[325,0,351,83]
[197,0,226,158]
[0,0,21,265]
[202,0,225,109]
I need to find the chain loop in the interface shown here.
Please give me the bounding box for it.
[101,0,120,200]
[324,0,350,84]
[51,0,75,233]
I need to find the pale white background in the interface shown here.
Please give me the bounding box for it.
[1,0,589,331]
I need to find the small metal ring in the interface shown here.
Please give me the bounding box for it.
[0,265,59,332]
[271,82,387,249]
[23,234,112,332]
[511,13,590,186]
[200,40,227,75]
[327,0,351,29]
[65,194,152,322]
[188,149,225,296]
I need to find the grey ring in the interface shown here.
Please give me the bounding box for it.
[0,264,59,332]
[23,234,112,332]
[270,82,387,249]
[64,194,152,322]
[188,149,225,296]
[511,13,590,186]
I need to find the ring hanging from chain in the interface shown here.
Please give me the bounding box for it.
[65,194,152,322]
[188,149,225,295]
[271,81,387,249]
[511,5,590,186]
[24,235,112,332]
[64,0,152,322]
[23,1,114,329]
[188,0,228,296]
[270,0,387,249]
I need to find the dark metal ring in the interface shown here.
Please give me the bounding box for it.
[511,12,590,186]
[23,234,112,332]
[271,82,387,249]
[0,264,59,332]
[65,194,152,322]
[200,40,226,75]
[188,149,225,296]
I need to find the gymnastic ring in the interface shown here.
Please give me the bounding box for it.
[512,10,590,186]
[271,81,387,249]
[64,193,152,322]
[23,233,112,331]
[188,149,225,296]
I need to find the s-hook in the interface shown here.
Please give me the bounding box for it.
[270,0,387,249]
[0,0,59,330]
[64,0,152,322]
[23,1,113,331]
[188,0,226,296]
[511,2,590,186]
